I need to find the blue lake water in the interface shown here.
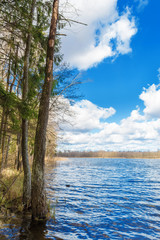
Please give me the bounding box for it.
[1,158,160,239]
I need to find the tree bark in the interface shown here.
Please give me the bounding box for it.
[0,53,10,172]
[15,133,22,171]
[31,0,59,220]
[0,47,11,169]
[0,108,5,151]
[4,135,11,167]
[1,112,8,170]
[22,0,36,209]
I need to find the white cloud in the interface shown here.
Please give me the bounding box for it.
[60,0,137,70]
[56,81,160,152]
[139,84,160,118]
[57,98,116,132]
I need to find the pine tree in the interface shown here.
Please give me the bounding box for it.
[32,0,59,220]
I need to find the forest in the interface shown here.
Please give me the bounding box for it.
[57,150,160,159]
[0,0,79,220]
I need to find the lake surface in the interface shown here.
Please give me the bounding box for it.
[1,158,160,239]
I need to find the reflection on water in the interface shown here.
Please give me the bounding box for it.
[0,214,57,240]
[19,218,50,240]
[1,158,160,239]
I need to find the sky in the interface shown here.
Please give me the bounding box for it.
[53,0,160,152]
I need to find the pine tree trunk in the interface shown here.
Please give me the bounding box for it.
[4,135,11,167]
[0,51,11,171]
[22,0,36,209]
[17,133,22,170]
[0,107,5,149]
[15,133,21,170]
[31,0,59,220]
[0,109,9,172]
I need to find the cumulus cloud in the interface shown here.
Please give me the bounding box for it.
[60,0,137,70]
[140,84,160,118]
[56,81,160,152]
[57,98,116,132]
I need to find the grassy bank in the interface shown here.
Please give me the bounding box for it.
[0,168,24,214]
[0,156,66,215]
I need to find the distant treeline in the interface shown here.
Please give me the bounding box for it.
[57,150,160,159]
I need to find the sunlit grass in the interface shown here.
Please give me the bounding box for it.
[0,168,24,213]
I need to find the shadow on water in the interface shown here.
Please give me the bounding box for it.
[0,213,62,240]
[19,217,49,240]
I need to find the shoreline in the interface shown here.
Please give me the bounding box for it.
[53,156,160,160]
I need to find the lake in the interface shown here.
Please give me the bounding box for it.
[1,158,160,239]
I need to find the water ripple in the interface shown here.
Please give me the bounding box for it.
[46,158,160,239]
[1,158,160,239]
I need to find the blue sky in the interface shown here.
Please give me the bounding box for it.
[54,0,160,151]
[79,0,160,121]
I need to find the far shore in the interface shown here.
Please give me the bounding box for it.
[48,156,160,160]
[55,150,160,160]
[45,156,69,163]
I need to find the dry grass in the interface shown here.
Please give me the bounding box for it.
[0,155,68,214]
[0,168,23,212]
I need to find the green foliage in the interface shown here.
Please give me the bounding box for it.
[20,100,38,119]
[0,83,37,133]
[0,0,80,178]
[0,84,18,107]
